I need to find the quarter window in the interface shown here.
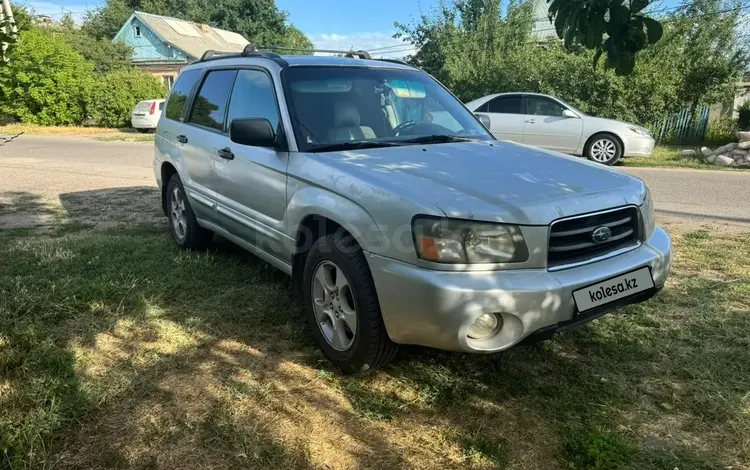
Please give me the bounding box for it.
[225,70,281,134]
[165,69,201,121]
[188,70,237,131]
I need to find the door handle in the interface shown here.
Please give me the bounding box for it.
[526,119,536,124]
[176,134,188,144]
[217,147,234,160]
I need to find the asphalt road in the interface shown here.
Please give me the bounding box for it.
[2,135,749,230]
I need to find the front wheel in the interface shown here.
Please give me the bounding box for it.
[585,133,622,165]
[302,233,398,374]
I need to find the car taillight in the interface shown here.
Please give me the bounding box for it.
[149,102,156,115]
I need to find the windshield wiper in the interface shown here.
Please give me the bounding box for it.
[309,141,405,153]
[397,134,475,145]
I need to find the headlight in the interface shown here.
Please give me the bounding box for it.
[627,126,652,137]
[641,187,655,238]
[412,217,529,264]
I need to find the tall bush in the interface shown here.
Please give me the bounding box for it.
[88,69,167,127]
[0,29,94,125]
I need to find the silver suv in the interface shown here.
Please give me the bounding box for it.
[154,47,672,374]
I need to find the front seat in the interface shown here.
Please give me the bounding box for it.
[327,101,377,142]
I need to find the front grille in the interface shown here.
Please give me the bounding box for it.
[548,207,640,268]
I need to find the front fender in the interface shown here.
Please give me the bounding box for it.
[285,186,389,254]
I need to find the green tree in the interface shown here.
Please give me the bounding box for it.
[394,0,683,126]
[0,29,94,125]
[81,0,133,40]
[546,0,664,76]
[88,68,167,127]
[668,0,748,122]
[51,17,133,73]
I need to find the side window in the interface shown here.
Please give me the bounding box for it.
[487,96,522,114]
[189,69,237,131]
[225,70,281,133]
[526,97,565,117]
[474,102,489,112]
[165,69,201,121]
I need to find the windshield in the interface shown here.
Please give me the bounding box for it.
[282,66,493,152]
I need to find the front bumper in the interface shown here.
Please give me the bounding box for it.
[623,134,655,157]
[366,226,672,353]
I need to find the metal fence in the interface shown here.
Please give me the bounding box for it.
[653,105,710,144]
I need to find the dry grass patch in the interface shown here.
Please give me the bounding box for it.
[1,191,748,469]
[0,124,127,136]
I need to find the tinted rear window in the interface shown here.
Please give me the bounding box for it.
[487,96,522,114]
[165,69,201,121]
[188,70,237,131]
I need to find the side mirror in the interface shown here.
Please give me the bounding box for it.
[230,118,276,147]
[562,109,579,119]
[475,113,491,128]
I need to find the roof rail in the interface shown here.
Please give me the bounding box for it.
[246,44,372,59]
[373,58,412,67]
[198,47,288,66]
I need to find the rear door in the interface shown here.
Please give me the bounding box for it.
[521,95,583,153]
[180,69,237,221]
[474,95,524,142]
[157,69,207,212]
[212,68,289,262]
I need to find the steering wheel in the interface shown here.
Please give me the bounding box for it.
[390,120,419,137]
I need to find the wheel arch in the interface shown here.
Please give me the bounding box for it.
[160,161,178,216]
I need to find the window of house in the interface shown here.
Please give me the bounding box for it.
[188,69,237,131]
[163,75,175,89]
[135,26,141,37]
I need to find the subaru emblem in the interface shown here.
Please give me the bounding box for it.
[591,226,612,243]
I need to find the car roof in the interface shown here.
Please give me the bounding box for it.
[182,54,417,72]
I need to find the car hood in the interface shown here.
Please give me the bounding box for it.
[583,115,638,130]
[308,140,646,225]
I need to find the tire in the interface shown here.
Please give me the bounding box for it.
[585,133,622,165]
[302,233,398,374]
[166,173,213,250]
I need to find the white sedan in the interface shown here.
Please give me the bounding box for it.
[465,93,655,165]
[131,99,165,133]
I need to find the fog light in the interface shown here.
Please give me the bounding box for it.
[467,313,502,340]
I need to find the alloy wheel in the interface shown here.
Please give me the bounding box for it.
[590,138,617,163]
[311,260,357,351]
[170,186,187,241]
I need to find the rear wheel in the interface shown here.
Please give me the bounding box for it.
[302,233,398,374]
[166,174,213,250]
[585,133,622,165]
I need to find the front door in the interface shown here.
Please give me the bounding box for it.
[476,94,525,142]
[212,69,289,263]
[521,96,583,153]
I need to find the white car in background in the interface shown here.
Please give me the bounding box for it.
[131,99,165,132]
[465,93,655,165]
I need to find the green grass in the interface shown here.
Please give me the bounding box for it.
[1,192,749,469]
[618,145,750,170]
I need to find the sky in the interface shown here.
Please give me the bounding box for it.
[24,0,687,57]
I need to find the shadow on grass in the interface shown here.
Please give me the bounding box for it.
[1,188,747,469]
